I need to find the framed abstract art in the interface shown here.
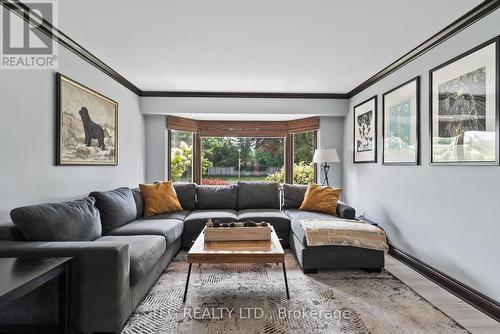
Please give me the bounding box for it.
[429,37,498,165]
[382,77,420,165]
[353,96,377,163]
[57,73,118,165]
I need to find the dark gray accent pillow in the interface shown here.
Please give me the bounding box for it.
[173,183,197,210]
[196,185,237,210]
[90,187,137,233]
[131,188,144,218]
[10,197,101,241]
[282,184,308,209]
[237,181,280,210]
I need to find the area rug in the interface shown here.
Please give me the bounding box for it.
[122,251,468,334]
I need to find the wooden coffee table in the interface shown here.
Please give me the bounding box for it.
[183,226,289,302]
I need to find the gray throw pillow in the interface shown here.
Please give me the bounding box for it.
[173,183,197,210]
[90,187,137,233]
[131,188,144,218]
[237,181,280,210]
[196,185,237,210]
[10,197,101,241]
[282,184,308,209]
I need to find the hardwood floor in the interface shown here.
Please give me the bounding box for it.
[385,255,500,334]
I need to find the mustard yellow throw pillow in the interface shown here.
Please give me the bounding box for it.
[139,181,183,218]
[299,183,342,215]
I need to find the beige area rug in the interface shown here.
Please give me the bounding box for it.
[122,251,468,334]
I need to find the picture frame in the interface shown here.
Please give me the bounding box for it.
[353,96,377,163]
[57,73,118,165]
[429,37,499,165]
[382,77,420,165]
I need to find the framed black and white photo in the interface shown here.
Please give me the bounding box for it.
[353,96,377,163]
[383,77,420,165]
[57,73,118,165]
[429,37,498,165]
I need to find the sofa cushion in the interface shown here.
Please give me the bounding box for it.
[285,208,335,245]
[282,184,307,209]
[184,210,237,233]
[237,182,280,210]
[285,208,335,222]
[196,185,237,210]
[90,187,137,233]
[238,209,290,231]
[106,218,183,247]
[131,188,144,218]
[147,210,191,221]
[10,197,101,241]
[96,235,166,285]
[173,183,197,210]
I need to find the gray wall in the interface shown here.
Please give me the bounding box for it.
[141,96,348,117]
[343,9,500,301]
[0,46,146,222]
[142,98,348,183]
[319,117,344,189]
[145,115,168,183]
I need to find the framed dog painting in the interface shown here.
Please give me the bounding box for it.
[57,73,118,165]
[353,96,377,163]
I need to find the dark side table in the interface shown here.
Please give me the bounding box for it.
[0,257,72,334]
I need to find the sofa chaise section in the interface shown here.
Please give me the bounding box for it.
[282,184,384,273]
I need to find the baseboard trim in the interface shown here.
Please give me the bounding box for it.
[388,246,500,322]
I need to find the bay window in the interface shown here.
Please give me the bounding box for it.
[167,116,317,184]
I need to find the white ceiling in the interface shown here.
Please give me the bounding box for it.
[56,0,482,93]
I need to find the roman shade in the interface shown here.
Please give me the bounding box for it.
[167,115,319,137]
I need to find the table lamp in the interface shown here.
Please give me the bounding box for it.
[312,148,340,186]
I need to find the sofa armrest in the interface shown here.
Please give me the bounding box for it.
[337,201,356,219]
[0,240,130,333]
[0,222,24,241]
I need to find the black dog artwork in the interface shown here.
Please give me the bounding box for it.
[79,107,106,150]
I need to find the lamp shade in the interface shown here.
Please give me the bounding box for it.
[313,149,340,163]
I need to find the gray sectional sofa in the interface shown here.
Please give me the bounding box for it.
[0,181,383,333]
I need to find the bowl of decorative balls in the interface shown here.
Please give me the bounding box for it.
[203,219,272,241]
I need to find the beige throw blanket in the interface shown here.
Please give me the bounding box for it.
[300,218,388,252]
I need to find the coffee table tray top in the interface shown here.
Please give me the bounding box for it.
[184,226,289,302]
[188,226,284,264]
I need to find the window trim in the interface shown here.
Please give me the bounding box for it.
[291,130,318,185]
